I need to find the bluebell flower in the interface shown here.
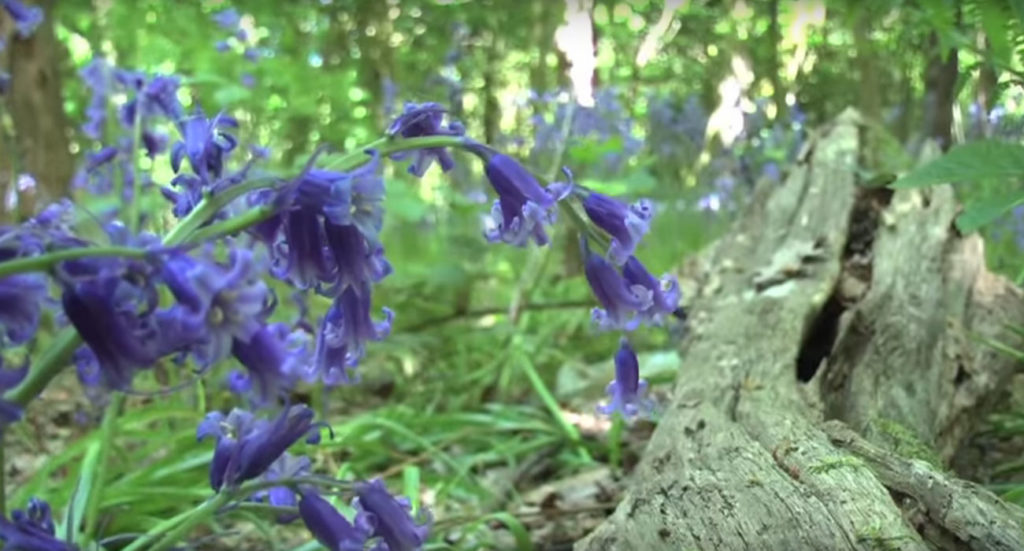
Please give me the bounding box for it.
[274,207,333,290]
[354,479,430,551]
[61,275,165,390]
[255,452,310,524]
[2,0,43,38]
[241,73,256,88]
[621,256,680,325]
[160,248,272,365]
[244,47,261,62]
[597,338,652,419]
[581,239,650,332]
[0,273,48,345]
[479,153,571,247]
[171,111,238,180]
[266,150,391,291]
[197,405,321,491]
[212,7,241,30]
[117,73,184,128]
[582,192,653,265]
[231,322,309,404]
[215,40,231,52]
[387,102,465,177]
[0,71,9,95]
[299,490,370,551]
[322,222,392,296]
[79,58,113,139]
[313,284,392,385]
[322,149,384,239]
[0,497,76,551]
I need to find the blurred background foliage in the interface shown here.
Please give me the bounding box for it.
[4,0,1024,548]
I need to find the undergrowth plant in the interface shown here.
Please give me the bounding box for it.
[0,5,682,550]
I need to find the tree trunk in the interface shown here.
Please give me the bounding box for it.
[920,24,960,151]
[5,0,73,219]
[576,109,1024,551]
[767,0,787,121]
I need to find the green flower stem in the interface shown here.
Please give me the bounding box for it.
[159,176,280,245]
[185,205,274,244]
[127,99,145,233]
[0,246,149,279]
[122,490,234,551]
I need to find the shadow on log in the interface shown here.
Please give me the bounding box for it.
[576,108,1024,551]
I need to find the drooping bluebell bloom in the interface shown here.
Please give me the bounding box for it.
[0,498,77,551]
[2,0,43,38]
[0,273,47,346]
[582,192,653,265]
[61,274,165,390]
[299,490,370,551]
[197,404,321,491]
[313,283,393,385]
[354,479,430,551]
[212,7,241,30]
[274,206,333,290]
[117,72,184,128]
[322,222,392,296]
[171,111,238,181]
[244,47,261,62]
[581,239,650,331]
[265,150,391,293]
[215,40,231,52]
[0,72,9,95]
[80,58,112,139]
[160,248,272,365]
[621,256,680,325]
[597,338,652,419]
[231,322,309,404]
[321,149,385,239]
[387,102,465,177]
[255,452,311,524]
[479,153,571,247]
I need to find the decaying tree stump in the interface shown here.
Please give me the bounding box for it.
[577,109,1024,551]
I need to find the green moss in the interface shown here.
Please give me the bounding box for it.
[870,417,944,470]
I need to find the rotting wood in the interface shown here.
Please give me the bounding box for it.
[576,108,1024,551]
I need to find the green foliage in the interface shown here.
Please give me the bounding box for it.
[892,141,1024,189]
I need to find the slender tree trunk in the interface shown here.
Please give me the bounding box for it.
[920,5,961,151]
[976,35,999,138]
[482,30,501,145]
[853,6,881,124]
[4,0,73,219]
[767,0,787,120]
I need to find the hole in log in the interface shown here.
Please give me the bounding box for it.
[796,292,845,382]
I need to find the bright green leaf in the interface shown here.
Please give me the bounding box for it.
[891,140,1024,189]
[954,189,1024,234]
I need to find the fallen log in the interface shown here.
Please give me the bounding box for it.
[576,109,1024,551]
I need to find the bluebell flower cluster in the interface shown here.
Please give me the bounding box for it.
[298,478,430,551]
[529,88,643,176]
[209,8,263,88]
[0,497,76,551]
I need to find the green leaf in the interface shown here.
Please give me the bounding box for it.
[954,189,1024,233]
[891,140,1024,189]
[480,512,534,551]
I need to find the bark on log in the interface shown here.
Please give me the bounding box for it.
[576,109,1024,551]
